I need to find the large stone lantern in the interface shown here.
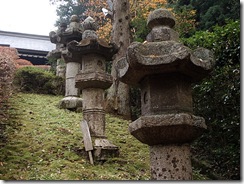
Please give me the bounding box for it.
[67,17,119,161]
[116,9,215,180]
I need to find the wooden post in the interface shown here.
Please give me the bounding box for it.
[80,120,94,165]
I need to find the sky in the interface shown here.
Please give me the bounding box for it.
[0,0,243,36]
[0,0,58,36]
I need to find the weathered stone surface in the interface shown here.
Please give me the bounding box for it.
[82,30,98,40]
[129,113,206,146]
[140,74,193,115]
[67,38,118,61]
[116,8,214,180]
[82,88,105,110]
[59,96,83,109]
[46,48,66,78]
[46,49,62,60]
[67,17,119,160]
[117,41,214,85]
[150,144,192,180]
[147,8,176,29]
[81,17,98,40]
[68,15,83,31]
[82,88,106,137]
[83,109,106,137]
[49,22,67,44]
[190,47,215,70]
[60,49,82,110]
[147,26,179,42]
[75,72,113,89]
[57,15,83,44]
[146,9,178,42]
[65,61,80,97]
[94,138,119,161]
[82,54,106,72]
[81,16,98,31]
[61,49,76,63]
[56,58,65,77]
[48,23,67,78]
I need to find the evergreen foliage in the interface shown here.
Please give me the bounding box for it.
[168,0,240,30]
[55,0,86,26]
[182,20,240,180]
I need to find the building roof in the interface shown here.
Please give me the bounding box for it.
[0,30,55,52]
[0,30,56,65]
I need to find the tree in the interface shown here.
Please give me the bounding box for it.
[105,0,132,119]
[50,0,87,26]
[130,0,167,42]
[165,3,197,38]
[167,0,240,31]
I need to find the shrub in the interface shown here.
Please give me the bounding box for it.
[183,20,240,179]
[14,67,65,95]
[0,47,17,106]
[0,47,17,144]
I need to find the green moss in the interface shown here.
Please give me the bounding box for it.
[1,92,208,180]
[0,93,151,180]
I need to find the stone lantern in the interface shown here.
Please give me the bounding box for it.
[49,15,84,110]
[67,17,119,161]
[116,9,215,180]
[47,22,67,78]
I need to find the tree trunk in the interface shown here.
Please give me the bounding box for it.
[105,0,131,120]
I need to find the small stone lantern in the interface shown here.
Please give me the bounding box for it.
[47,22,67,78]
[116,9,215,180]
[51,15,83,110]
[67,17,119,161]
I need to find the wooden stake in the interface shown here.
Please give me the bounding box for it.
[80,120,94,165]
[88,151,94,165]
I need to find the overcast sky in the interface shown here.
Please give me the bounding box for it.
[0,0,58,36]
[0,0,243,36]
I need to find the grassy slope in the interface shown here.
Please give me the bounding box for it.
[0,93,150,180]
[0,92,207,180]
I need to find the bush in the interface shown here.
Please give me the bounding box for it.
[14,67,65,95]
[183,20,240,179]
[0,47,18,146]
[0,47,17,106]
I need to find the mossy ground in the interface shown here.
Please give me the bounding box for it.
[0,93,150,180]
[0,92,207,180]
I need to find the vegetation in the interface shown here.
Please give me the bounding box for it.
[1,92,210,180]
[0,93,150,180]
[0,47,17,107]
[183,20,240,180]
[0,47,17,157]
[167,0,240,31]
[53,0,87,26]
[14,67,65,96]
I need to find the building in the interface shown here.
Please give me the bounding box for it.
[0,30,55,65]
